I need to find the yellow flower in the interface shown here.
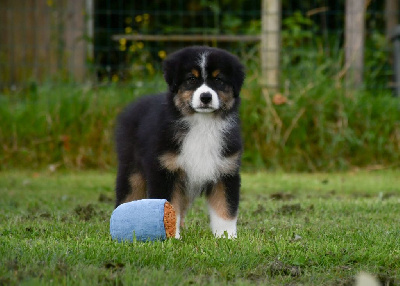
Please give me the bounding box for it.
[135,15,143,23]
[136,42,144,49]
[125,27,133,34]
[158,50,167,59]
[112,75,119,83]
[119,38,127,46]
[129,45,136,53]
[47,0,53,7]
[146,63,155,75]
[143,14,150,21]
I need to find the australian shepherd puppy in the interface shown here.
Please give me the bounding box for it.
[115,46,245,238]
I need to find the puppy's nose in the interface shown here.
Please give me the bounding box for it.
[200,92,212,104]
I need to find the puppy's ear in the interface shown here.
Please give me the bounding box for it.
[162,55,179,94]
[233,63,246,96]
[232,62,245,97]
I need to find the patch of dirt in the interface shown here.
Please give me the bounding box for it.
[252,204,266,215]
[276,203,303,215]
[104,262,125,272]
[21,212,52,221]
[377,273,397,286]
[275,203,315,216]
[74,204,97,221]
[270,192,295,201]
[24,226,47,235]
[98,193,114,203]
[267,259,302,277]
[55,259,70,275]
[39,212,52,219]
[331,277,354,286]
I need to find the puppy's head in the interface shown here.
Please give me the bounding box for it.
[163,46,245,115]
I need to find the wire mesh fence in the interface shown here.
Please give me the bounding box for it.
[0,0,397,92]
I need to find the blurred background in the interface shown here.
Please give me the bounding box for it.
[0,0,399,172]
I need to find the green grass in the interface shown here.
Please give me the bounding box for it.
[1,170,399,285]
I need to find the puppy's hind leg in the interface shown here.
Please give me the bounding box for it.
[115,165,146,207]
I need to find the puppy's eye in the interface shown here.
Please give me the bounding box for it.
[186,76,197,84]
[214,77,225,86]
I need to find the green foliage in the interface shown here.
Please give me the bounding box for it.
[241,76,400,171]
[0,9,398,171]
[236,10,399,171]
[0,80,165,170]
[364,30,392,87]
[0,171,399,285]
[282,11,315,48]
[1,68,399,171]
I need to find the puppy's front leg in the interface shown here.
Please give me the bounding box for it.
[206,176,240,238]
[208,205,238,238]
[170,180,190,239]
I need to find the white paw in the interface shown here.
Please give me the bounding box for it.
[214,229,237,239]
[174,215,181,239]
[209,207,237,239]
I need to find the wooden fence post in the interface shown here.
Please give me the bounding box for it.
[86,0,94,64]
[260,0,281,93]
[0,0,92,86]
[65,1,89,80]
[385,0,399,40]
[345,0,365,89]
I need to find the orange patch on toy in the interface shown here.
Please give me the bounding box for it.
[163,201,177,238]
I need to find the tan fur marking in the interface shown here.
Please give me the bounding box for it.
[221,152,241,175]
[175,89,194,115]
[191,69,200,78]
[212,69,220,78]
[159,152,180,172]
[218,88,235,111]
[123,173,147,203]
[171,174,189,227]
[207,182,231,220]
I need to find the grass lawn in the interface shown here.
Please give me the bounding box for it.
[0,170,399,285]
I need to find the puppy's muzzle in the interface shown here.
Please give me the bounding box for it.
[200,92,213,104]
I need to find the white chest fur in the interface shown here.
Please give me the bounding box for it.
[177,114,234,198]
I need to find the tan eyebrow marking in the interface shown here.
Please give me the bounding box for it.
[212,69,220,78]
[191,69,200,78]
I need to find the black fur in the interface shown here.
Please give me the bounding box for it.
[115,46,245,236]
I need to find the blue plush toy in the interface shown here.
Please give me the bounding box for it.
[110,199,176,242]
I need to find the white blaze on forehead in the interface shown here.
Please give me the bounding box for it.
[197,51,210,79]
